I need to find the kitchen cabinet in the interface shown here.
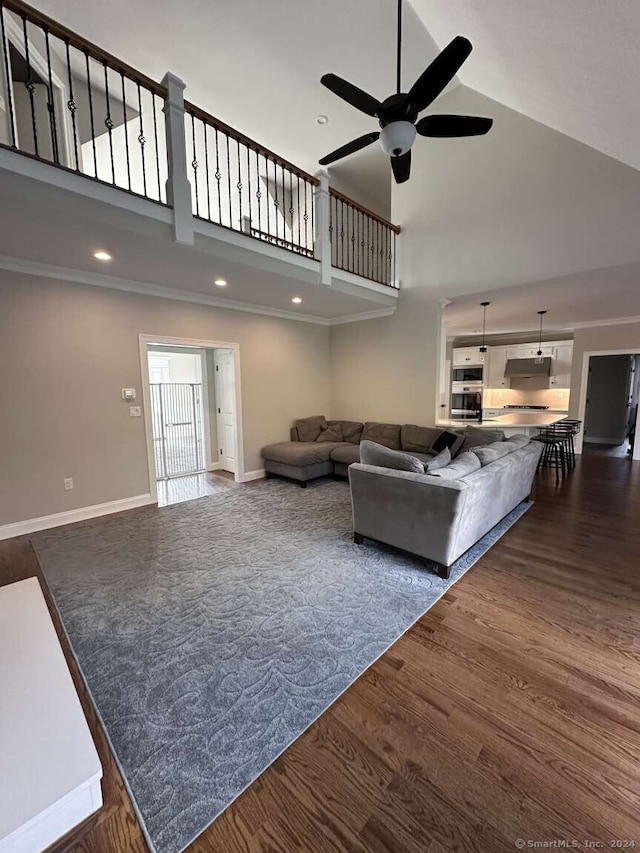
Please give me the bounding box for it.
[506,344,555,360]
[485,346,510,388]
[550,343,573,387]
[452,346,486,366]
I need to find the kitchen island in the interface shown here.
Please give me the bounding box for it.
[437,411,566,437]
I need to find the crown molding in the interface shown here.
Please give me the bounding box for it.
[0,254,331,326]
[329,307,396,325]
[570,315,640,330]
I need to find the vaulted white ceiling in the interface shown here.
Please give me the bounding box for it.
[410,0,640,171]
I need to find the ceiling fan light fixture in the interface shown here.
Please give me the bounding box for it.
[379,121,416,157]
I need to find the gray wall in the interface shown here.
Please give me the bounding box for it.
[0,273,330,525]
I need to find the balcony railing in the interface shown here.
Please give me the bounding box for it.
[0,0,401,286]
[329,188,400,288]
[0,0,167,203]
[184,102,317,259]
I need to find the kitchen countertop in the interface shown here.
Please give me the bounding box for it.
[437,412,566,429]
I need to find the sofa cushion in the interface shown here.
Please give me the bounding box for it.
[330,444,361,466]
[424,447,451,473]
[329,420,363,445]
[362,422,401,450]
[508,433,531,448]
[461,426,506,450]
[433,451,482,480]
[262,441,342,466]
[401,424,442,454]
[295,415,327,442]
[431,430,465,458]
[316,423,343,442]
[473,440,517,467]
[360,440,424,473]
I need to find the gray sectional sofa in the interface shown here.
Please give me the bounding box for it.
[262,417,450,486]
[350,437,542,579]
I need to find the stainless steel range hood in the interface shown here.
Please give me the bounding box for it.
[504,357,552,378]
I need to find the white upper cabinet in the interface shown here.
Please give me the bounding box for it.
[505,344,555,360]
[485,346,510,388]
[550,343,573,387]
[452,346,486,366]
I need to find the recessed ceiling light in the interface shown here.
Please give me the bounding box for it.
[315,115,329,125]
[292,296,302,304]
[214,278,227,287]
[93,250,112,261]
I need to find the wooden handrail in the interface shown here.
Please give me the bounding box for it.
[184,100,320,186]
[329,187,401,234]
[1,0,167,97]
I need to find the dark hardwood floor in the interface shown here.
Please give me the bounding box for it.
[3,455,640,853]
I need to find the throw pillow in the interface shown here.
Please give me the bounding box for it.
[431,429,465,458]
[361,422,402,450]
[296,415,327,442]
[424,447,451,473]
[400,424,443,454]
[328,420,363,445]
[462,426,506,450]
[359,440,425,473]
[508,433,530,448]
[433,451,481,480]
[472,441,514,466]
[315,423,344,442]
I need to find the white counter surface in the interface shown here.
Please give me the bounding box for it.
[437,412,566,429]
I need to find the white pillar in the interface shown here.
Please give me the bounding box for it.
[162,72,193,245]
[313,169,332,286]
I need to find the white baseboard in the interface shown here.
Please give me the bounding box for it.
[0,494,155,541]
[206,462,222,472]
[239,469,266,483]
[583,437,625,445]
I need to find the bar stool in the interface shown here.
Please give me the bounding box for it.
[553,419,582,470]
[533,428,567,482]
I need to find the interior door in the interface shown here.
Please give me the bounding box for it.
[214,350,236,473]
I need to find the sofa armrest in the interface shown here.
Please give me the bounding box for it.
[349,463,470,566]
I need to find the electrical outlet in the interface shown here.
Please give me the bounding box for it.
[558,391,565,399]
[129,406,142,417]
[63,478,74,491]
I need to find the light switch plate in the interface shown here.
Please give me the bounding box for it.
[122,388,136,402]
[129,406,141,417]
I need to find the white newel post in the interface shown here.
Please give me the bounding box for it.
[314,169,332,286]
[162,72,193,245]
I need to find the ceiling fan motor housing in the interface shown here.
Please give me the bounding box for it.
[379,121,417,157]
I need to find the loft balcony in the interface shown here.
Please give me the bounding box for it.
[0,0,400,324]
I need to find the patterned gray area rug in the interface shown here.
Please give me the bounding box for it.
[33,479,531,853]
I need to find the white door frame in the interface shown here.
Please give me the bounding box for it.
[576,348,640,461]
[139,334,246,501]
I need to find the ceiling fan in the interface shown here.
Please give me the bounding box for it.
[318,0,493,184]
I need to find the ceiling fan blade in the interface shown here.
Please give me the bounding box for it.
[321,73,381,117]
[416,114,493,137]
[319,132,380,166]
[408,36,472,113]
[391,150,411,184]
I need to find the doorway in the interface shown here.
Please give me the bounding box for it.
[139,335,244,506]
[582,354,639,459]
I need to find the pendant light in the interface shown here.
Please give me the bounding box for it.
[534,310,547,363]
[479,301,490,353]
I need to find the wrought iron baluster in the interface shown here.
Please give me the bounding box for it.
[288,169,294,247]
[119,73,131,190]
[136,80,147,197]
[272,157,279,239]
[340,200,344,268]
[310,179,314,256]
[393,231,396,285]
[152,93,161,201]
[236,138,242,225]
[84,51,97,176]
[244,144,251,232]
[102,61,115,183]
[43,28,59,163]
[0,4,16,147]
[214,126,222,223]
[303,178,308,251]
[255,149,261,234]
[296,175,301,249]
[203,119,211,221]
[21,14,38,157]
[264,154,270,237]
[190,112,199,215]
[226,132,232,227]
